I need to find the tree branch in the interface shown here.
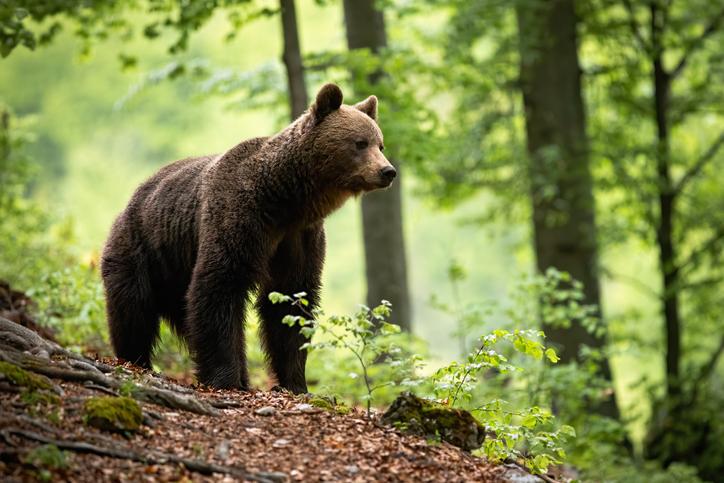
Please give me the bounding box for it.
[678,226,724,276]
[696,336,724,386]
[689,336,724,405]
[600,268,660,300]
[674,131,724,194]
[671,7,724,80]
[3,428,286,483]
[600,147,658,228]
[621,0,649,52]
[680,275,723,292]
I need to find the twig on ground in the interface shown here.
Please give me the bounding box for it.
[3,428,288,483]
[207,398,245,409]
[83,382,118,396]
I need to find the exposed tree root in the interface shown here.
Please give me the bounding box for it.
[0,317,219,416]
[3,428,288,483]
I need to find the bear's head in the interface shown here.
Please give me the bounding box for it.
[305,83,396,195]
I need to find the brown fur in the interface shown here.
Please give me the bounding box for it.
[100,84,395,392]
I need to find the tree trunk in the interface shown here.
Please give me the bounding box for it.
[650,3,680,400]
[279,0,308,119]
[342,0,412,331]
[516,0,619,418]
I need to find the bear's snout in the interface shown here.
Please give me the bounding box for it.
[380,166,397,185]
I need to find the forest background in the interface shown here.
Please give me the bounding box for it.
[1,0,722,480]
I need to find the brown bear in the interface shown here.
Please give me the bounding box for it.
[100,84,395,393]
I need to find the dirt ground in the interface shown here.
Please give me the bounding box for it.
[0,360,534,482]
[0,285,539,483]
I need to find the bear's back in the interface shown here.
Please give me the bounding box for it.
[122,136,270,277]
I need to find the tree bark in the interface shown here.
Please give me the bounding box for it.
[342,0,412,331]
[279,0,308,119]
[650,2,681,400]
[516,0,619,418]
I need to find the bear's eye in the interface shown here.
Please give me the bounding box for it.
[355,140,369,150]
[379,144,385,152]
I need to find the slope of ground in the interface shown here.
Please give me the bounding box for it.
[0,316,543,482]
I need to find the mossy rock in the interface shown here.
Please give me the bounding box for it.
[83,396,142,433]
[0,361,54,391]
[381,392,485,451]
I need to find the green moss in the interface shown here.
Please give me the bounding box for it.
[21,390,61,406]
[83,396,142,433]
[22,444,68,470]
[118,379,138,397]
[0,361,59,413]
[309,396,335,410]
[381,392,485,451]
[334,404,351,415]
[308,395,351,415]
[0,361,54,391]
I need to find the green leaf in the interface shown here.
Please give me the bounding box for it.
[269,292,292,304]
[379,322,401,335]
[282,315,298,326]
[545,348,560,363]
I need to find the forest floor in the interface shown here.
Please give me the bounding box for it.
[0,283,541,482]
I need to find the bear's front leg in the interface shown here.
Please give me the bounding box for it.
[185,250,255,390]
[257,226,325,394]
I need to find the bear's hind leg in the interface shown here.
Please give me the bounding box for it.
[102,256,160,369]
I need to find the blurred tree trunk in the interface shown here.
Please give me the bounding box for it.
[342,0,411,331]
[516,0,620,419]
[649,2,681,401]
[279,0,308,119]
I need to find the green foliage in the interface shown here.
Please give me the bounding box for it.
[270,292,424,416]
[152,323,195,380]
[644,384,724,482]
[117,59,289,122]
[428,327,573,474]
[430,258,492,357]
[429,268,632,475]
[0,1,89,56]
[0,108,74,288]
[0,1,275,59]
[430,328,552,405]
[304,45,444,171]
[580,2,724,478]
[2,0,722,480]
[22,444,69,481]
[28,265,108,353]
[477,401,575,475]
[117,379,138,398]
[273,287,573,474]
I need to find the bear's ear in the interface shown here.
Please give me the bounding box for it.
[354,95,378,122]
[312,83,343,123]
